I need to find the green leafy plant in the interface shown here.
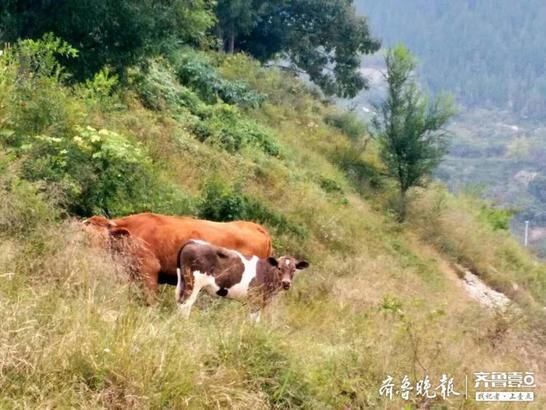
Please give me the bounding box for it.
[134,59,206,116]
[17,126,159,216]
[325,110,367,140]
[478,203,514,231]
[198,179,306,238]
[194,104,280,155]
[5,33,78,80]
[77,67,120,109]
[0,34,81,141]
[172,50,265,107]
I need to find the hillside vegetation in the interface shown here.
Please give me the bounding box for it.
[0,36,545,409]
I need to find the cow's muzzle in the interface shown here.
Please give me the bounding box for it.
[281,280,291,290]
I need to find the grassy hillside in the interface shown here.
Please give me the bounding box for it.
[0,38,545,408]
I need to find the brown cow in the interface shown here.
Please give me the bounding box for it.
[83,213,272,301]
[175,239,309,321]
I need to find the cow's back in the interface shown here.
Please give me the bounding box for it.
[112,213,271,274]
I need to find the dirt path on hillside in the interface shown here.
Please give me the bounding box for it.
[405,234,472,305]
[406,234,513,310]
[406,234,546,393]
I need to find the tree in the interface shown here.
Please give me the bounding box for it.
[373,45,455,221]
[215,0,380,98]
[216,0,260,53]
[0,0,215,79]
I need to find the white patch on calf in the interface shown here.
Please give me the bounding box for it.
[175,267,183,303]
[225,254,258,300]
[249,311,261,323]
[178,270,218,319]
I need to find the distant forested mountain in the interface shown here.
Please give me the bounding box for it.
[356,0,546,118]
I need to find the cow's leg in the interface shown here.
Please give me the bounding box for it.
[248,290,265,324]
[175,267,184,304]
[140,255,161,305]
[249,310,261,323]
[178,270,214,319]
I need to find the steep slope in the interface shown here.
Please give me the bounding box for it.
[0,44,544,408]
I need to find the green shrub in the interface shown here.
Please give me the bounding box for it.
[194,104,280,156]
[133,59,206,116]
[75,67,121,111]
[0,35,81,143]
[133,60,279,156]
[17,126,156,216]
[4,33,78,80]
[318,176,344,194]
[171,50,265,108]
[0,155,58,237]
[198,179,306,238]
[478,203,514,231]
[325,110,367,140]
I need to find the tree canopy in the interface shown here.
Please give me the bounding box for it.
[216,0,380,98]
[1,0,379,97]
[0,0,215,78]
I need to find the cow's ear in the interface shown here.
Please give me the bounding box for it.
[110,227,130,237]
[296,260,309,270]
[217,249,229,259]
[83,215,116,228]
[267,257,279,267]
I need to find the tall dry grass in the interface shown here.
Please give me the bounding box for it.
[1,211,544,408]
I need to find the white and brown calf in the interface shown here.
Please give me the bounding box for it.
[175,240,309,321]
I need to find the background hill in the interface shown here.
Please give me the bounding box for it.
[354,1,546,257]
[356,0,546,118]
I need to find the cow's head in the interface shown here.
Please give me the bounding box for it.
[82,216,130,248]
[268,256,309,290]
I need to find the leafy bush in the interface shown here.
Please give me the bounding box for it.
[15,126,194,217]
[478,203,514,231]
[134,59,279,156]
[318,176,344,194]
[3,33,78,79]
[325,110,367,140]
[76,67,121,111]
[0,35,81,142]
[198,179,306,238]
[171,50,265,108]
[0,155,58,237]
[194,104,280,155]
[133,59,206,116]
[17,126,159,216]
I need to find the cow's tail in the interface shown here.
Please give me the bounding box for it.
[175,240,194,304]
